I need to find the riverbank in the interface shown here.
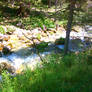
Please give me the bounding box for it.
[0,25,92,73]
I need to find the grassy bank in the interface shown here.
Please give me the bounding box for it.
[0,50,92,92]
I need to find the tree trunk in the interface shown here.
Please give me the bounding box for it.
[54,0,58,22]
[64,0,76,54]
[48,0,51,8]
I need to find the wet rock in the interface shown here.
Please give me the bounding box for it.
[7,35,24,50]
[0,52,2,57]
[84,25,92,32]
[0,34,4,41]
[41,32,47,37]
[3,35,10,41]
[0,62,15,74]
[72,26,83,32]
[84,37,92,47]
[6,31,13,35]
[69,39,84,51]
[2,46,11,55]
[48,28,56,33]
[0,43,4,51]
[31,28,40,35]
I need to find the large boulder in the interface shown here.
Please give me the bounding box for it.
[0,62,15,74]
[69,39,84,51]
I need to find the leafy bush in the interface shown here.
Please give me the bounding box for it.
[36,42,48,52]
[23,13,55,29]
[55,37,65,45]
[1,71,16,92]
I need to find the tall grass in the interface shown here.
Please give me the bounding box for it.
[0,50,92,92]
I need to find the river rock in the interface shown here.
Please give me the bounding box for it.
[3,35,10,41]
[72,26,83,32]
[0,62,15,74]
[69,39,84,51]
[0,34,4,41]
[2,46,11,55]
[84,25,92,32]
[0,52,2,57]
[0,43,4,51]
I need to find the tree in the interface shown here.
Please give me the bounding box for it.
[48,0,52,8]
[17,1,31,17]
[64,0,88,54]
[64,0,76,54]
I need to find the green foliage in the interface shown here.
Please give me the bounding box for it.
[84,49,92,65]
[36,33,41,40]
[58,20,68,26]
[74,11,92,25]
[0,26,5,34]
[1,71,16,92]
[6,27,14,32]
[55,37,65,45]
[44,18,55,28]
[23,13,55,29]
[36,42,48,52]
[0,26,14,34]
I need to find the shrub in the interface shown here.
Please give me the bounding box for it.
[23,13,55,29]
[55,38,65,45]
[36,42,48,52]
[1,71,16,92]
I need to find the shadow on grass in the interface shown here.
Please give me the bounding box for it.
[0,0,91,30]
[0,1,68,29]
[0,3,21,26]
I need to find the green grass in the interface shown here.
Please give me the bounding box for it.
[0,0,55,30]
[0,50,92,92]
[0,10,55,30]
[22,13,55,29]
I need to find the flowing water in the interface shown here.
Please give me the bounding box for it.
[0,25,92,72]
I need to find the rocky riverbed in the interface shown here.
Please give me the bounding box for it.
[0,25,92,74]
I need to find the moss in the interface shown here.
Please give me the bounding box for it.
[36,33,41,40]
[0,26,5,34]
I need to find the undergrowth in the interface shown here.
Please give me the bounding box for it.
[0,50,92,92]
